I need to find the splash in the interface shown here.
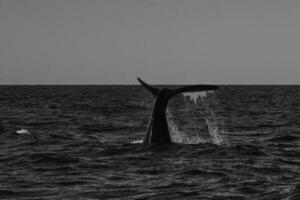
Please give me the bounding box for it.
[167,109,205,144]
[182,91,213,105]
[168,91,228,146]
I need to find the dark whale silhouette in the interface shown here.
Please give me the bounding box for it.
[137,77,218,148]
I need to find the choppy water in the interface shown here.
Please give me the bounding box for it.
[0,85,299,200]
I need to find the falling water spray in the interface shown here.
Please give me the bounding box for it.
[167,91,227,145]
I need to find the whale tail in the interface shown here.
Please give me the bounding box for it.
[137,77,219,147]
[137,77,218,99]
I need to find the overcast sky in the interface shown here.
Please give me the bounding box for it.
[1,0,300,84]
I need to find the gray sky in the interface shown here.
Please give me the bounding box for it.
[1,0,300,84]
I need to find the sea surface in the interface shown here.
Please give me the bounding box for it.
[0,85,299,200]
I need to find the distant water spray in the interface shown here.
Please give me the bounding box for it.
[167,91,228,146]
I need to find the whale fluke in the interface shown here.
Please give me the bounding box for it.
[137,77,160,96]
[172,84,218,95]
[137,77,218,148]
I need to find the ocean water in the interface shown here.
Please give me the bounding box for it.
[0,85,299,200]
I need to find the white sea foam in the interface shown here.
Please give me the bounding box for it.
[131,139,143,144]
[16,128,31,135]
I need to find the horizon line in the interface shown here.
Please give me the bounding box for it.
[0,83,299,86]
